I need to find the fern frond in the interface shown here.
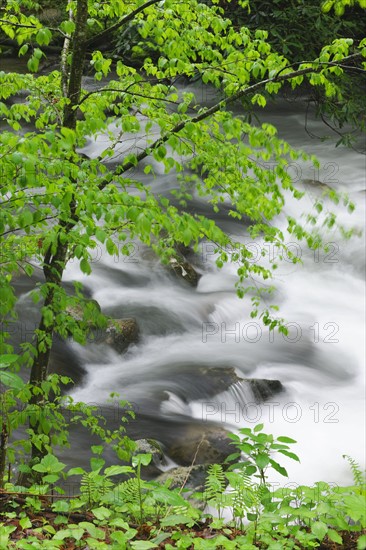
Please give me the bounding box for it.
[205,464,226,501]
[115,477,141,504]
[80,471,113,505]
[343,455,366,488]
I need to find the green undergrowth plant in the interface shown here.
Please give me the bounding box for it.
[0,422,365,548]
[0,353,135,488]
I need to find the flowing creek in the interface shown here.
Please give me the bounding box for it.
[10,79,366,489]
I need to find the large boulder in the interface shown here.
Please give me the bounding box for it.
[158,365,283,404]
[66,300,139,354]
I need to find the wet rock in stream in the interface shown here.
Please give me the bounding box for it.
[247,378,284,401]
[168,256,201,287]
[66,300,140,354]
[157,366,284,410]
[102,318,140,353]
[105,303,186,336]
[301,179,331,192]
[167,425,233,466]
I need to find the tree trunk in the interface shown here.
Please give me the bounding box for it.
[28,241,68,466]
[22,0,88,481]
[63,0,88,129]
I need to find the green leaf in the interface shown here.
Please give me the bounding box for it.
[27,56,39,72]
[161,514,194,527]
[18,44,29,57]
[278,449,300,462]
[111,531,133,544]
[238,442,254,455]
[91,506,111,520]
[42,473,60,484]
[182,228,192,246]
[311,521,328,541]
[322,0,334,13]
[52,500,70,513]
[0,525,17,545]
[61,20,76,35]
[80,522,105,539]
[104,465,134,477]
[67,467,85,476]
[0,371,24,391]
[277,436,297,444]
[109,518,130,529]
[328,529,343,544]
[0,354,18,368]
[32,454,66,474]
[95,228,107,243]
[24,263,34,277]
[34,48,43,60]
[80,258,92,275]
[357,534,366,550]
[149,487,187,507]
[239,428,253,436]
[130,542,158,549]
[36,28,52,46]
[254,423,264,432]
[255,453,270,469]
[155,145,167,160]
[54,527,84,541]
[21,209,33,228]
[344,494,366,522]
[269,459,288,477]
[106,238,118,256]
[19,517,32,529]
[90,457,105,472]
[151,533,171,545]
[245,465,257,476]
[132,453,152,467]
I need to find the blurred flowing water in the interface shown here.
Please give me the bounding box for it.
[10,79,366,486]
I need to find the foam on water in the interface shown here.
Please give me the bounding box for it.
[65,96,365,485]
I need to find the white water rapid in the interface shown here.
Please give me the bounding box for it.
[61,90,365,488]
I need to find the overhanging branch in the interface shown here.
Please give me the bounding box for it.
[85,0,162,49]
[96,51,363,187]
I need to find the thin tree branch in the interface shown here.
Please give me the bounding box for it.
[78,75,173,105]
[319,112,365,155]
[0,19,39,30]
[79,87,180,106]
[0,216,58,238]
[0,18,67,37]
[85,0,162,49]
